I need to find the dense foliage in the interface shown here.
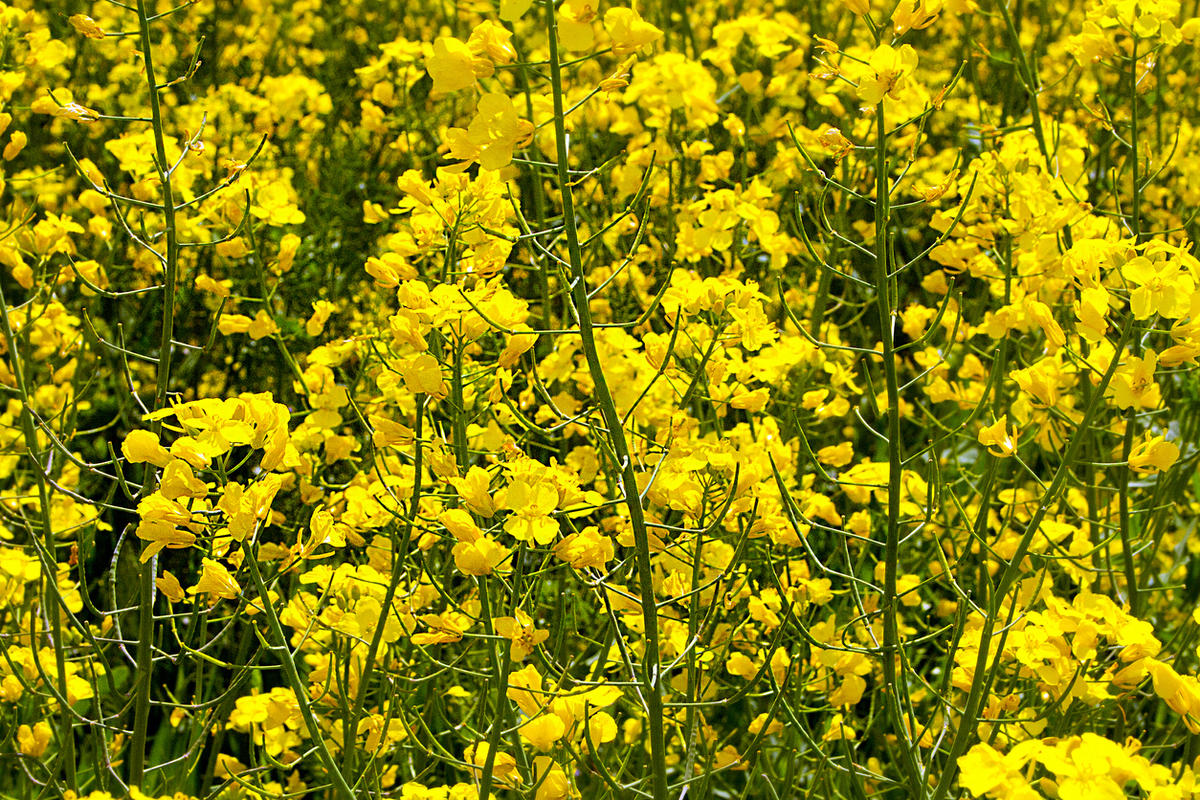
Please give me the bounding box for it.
[2,0,1200,798]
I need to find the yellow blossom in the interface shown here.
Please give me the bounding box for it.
[122,430,172,468]
[494,610,549,661]
[189,558,241,601]
[857,44,918,105]
[604,7,664,58]
[978,416,1017,457]
[445,92,534,171]
[1128,435,1180,474]
[427,37,479,94]
[69,15,106,39]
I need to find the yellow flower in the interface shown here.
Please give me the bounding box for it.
[297,508,346,559]
[1022,298,1066,350]
[306,300,336,337]
[818,127,855,161]
[452,467,499,516]
[1122,254,1196,320]
[1145,659,1200,729]
[587,711,618,746]
[856,44,918,105]
[17,721,51,757]
[136,519,197,563]
[155,570,186,603]
[502,479,560,544]
[468,21,517,66]
[604,7,664,58]
[445,92,534,171]
[726,652,757,679]
[189,558,241,601]
[1128,435,1180,474]
[370,414,414,448]
[729,386,770,411]
[195,273,232,298]
[440,509,484,542]
[507,664,550,716]
[247,310,280,340]
[465,742,522,787]
[957,741,1040,797]
[500,0,533,21]
[978,415,1017,457]
[1109,349,1161,410]
[494,610,549,661]
[218,313,252,336]
[817,441,855,468]
[400,353,448,398]
[69,14,106,39]
[559,3,598,51]
[2,130,24,162]
[55,103,101,124]
[122,429,172,468]
[452,536,511,575]
[1075,287,1110,342]
[520,714,566,752]
[159,459,208,501]
[892,0,942,34]
[214,480,268,542]
[822,713,856,741]
[499,324,538,368]
[533,756,571,800]
[427,37,478,94]
[553,527,614,568]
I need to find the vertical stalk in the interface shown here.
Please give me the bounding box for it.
[474,573,519,800]
[1117,36,1143,615]
[543,4,668,799]
[0,285,78,793]
[871,101,925,800]
[929,315,1136,800]
[241,541,357,800]
[345,396,426,780]
[450,337,470,469]
[130,0,183,785]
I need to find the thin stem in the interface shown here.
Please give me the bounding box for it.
[346,396,426,781]
[930,313,1137,800]
[241,542,357,800]
[1117,37,1144,616]
[0,282,79,794]
[474,575,519,800]
[544,4,668,799]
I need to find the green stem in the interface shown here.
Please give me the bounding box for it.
[930,314,1137,800]
[241,542,357,800]
[130,0,184,785]
[345,396,426,781]
[543,5,668,798]
[872,100,925,800]
[1117,37,1144,616]
[474,575,518,800]
[0,283,78,793]
[451,337,470,471]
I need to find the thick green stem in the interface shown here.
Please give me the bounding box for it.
[544,5,668,798]
[1117,37,1144,616]
[872,101,925,800]
[130,0,184,785]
